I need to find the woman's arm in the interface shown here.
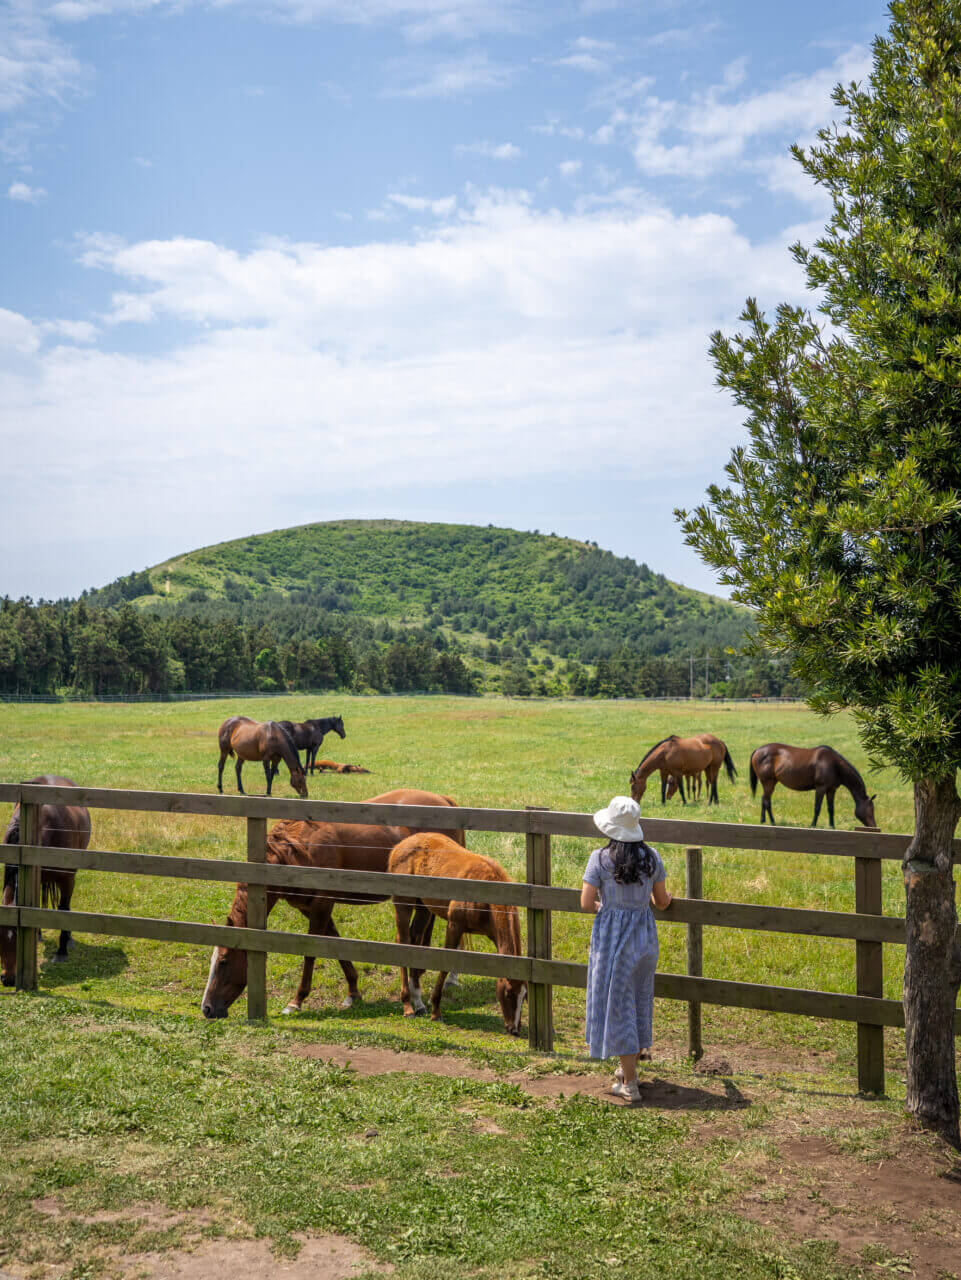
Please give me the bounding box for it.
[651,880,672,910]
[581,881,600,913]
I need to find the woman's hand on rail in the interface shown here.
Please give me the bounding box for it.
[580,882,600,913]
[652,882,672,911]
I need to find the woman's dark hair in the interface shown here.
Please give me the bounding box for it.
[604,838,657,884]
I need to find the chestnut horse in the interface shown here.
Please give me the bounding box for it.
[631,734,736,805]
[312,760,370,774]
[216,717,307,798]
[389,832,527,1035]
[200,788,465,1018]
[2,776,91,986]
[750,744,878,828]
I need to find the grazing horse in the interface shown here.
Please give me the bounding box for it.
[200,789,465,1018]
[312,760,370,774]
[631,734,736,805]
[216,717,307,798]
[750,744,878,828]
[1,776,91,986]
[275,717,346,776]
[389,832,527,1035]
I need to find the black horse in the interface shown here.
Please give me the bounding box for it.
[275,716,346,775]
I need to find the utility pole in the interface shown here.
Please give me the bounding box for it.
[689,654,694,700]
[705,652,709,698]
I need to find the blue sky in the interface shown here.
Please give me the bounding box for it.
[1,0,889,599]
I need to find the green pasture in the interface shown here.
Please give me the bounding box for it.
[0,695,915,1066]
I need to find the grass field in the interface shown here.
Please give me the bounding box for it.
[2,696,957,1280]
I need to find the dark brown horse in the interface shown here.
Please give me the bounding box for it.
[200,788,465,1018]
[631,734,736,805]
[277,717,346,774]
[750,744,877,828]
[216,717,307,798]
[389,832,526,1034]
[1,776,91,986]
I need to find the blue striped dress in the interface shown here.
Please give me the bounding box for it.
[583,845,666,1059]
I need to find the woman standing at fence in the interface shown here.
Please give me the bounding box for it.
[581,795,672,1103]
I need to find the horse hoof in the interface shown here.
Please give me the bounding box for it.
[341,996,358,1009]
[280,1004,300,1016]
[50,953,69,964]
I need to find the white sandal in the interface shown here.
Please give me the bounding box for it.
[611,1079,641,1103]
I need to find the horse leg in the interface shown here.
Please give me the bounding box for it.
[763,785,776,824]
[827,789,836,829]
[53,876,74,961]
[394,902,417,1017]
[235,758,245,794]
[408,904,436,1012]
[217,749,228,793]
[660,772,666,804]
[325,916,362,1007]
[264,759,273,796]
[812,789,825,827]
[430,918,465,1021]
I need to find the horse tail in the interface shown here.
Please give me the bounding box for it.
[41,878,59,909]
[724,747,737,783]
[749,758,758,796]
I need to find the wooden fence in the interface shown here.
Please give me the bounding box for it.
[3,781,960,1096]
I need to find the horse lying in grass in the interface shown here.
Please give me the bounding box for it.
[750,744,877,828]
[388,832,527,1036]
[216,717,308,798]
[311,760,370,774]
[200,789,465,1018]
[1,776,91,987]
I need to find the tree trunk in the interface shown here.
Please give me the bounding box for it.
[903,774,961,1148]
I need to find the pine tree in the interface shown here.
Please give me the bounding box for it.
[678,0,961,1144]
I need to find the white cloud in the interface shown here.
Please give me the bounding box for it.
[0,10,85,114]
[554,53,607,74]
[387,191,458,215]
[598,46,871,182]
[456,140,521,160]
[558,159,582,178]
[387,52,514,97]
[7,178,46,201]
[2,191,810,576]
[40,318,98,343]
[530,121,584,140]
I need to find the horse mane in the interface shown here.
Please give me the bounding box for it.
[831,750,868,798]
[636,736,675,771]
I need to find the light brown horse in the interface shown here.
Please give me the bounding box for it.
[389,832,527,1034]
[2,776,91,986]
[200,788,466,1018]
[631,734,736,805]
[216,716,308,798]
[312,760,371,774]
[750,744,877,828]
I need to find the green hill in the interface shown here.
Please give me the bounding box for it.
[94,520,746,656]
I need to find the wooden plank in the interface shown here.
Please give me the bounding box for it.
[855,856,885,1095]
[0,905,16,926]
[20,908,534,983]
[0,782,20,803]
[246,817,268,1022]
[525,825,553,1052]
[15,799,40,991]
[19,846,909,942]
[686,848,703,1061]
[18,782,959,861]
[19,846,536,907]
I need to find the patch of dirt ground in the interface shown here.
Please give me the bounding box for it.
[734,1130,961,1279]
[120,1236,388,1279]
[290,1041,749,1110]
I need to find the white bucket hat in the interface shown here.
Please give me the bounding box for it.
[593,795,645,843]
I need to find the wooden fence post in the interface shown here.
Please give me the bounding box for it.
[685,847,704,1061]
[246,817,268,1022]
[855,854,884,1095]
[525,814,553,1053]
[15,798,40,991]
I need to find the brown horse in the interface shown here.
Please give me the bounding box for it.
[750,744,877,828]
[312,760,371,774]
[200,788,465,1018]
[2,776,91,986]
[389,832,527,1034]
[216,717,307,798]
[631,734,736,805]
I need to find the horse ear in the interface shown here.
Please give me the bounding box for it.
[870,793,877,802]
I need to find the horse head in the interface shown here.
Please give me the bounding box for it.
[333,717,346,739]
[856,793,878,829]
[496,978,527,1036]
[629,769,646,803]
[201,931,248,1018]
[1,866,17,987]
[290,768,309,799]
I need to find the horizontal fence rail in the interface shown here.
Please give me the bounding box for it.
[5,781,960,1095]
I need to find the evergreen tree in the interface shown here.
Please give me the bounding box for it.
[679,1,961,1144]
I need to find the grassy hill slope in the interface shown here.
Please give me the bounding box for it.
[94,519,748,665]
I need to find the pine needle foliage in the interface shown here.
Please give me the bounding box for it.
[678,1,961,786]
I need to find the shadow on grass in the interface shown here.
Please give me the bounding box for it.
[38,938,129,987]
